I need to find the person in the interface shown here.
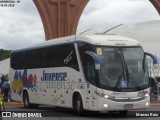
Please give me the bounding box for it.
[1,75,5,94]
[1,75,5,85]
[0,95,5,111]
[2,80,10,102]
[0,75,5,93]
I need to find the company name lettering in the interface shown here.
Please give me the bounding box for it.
[41,70,67,81]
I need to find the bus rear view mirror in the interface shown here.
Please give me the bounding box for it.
[85,51,101,70]
[144,52,158,65]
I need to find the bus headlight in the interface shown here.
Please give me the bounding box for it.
[104,95,109,99]
[138,91,150,98]
[103,94,112,99]
[145,93,149,97]
[95,91,111,99]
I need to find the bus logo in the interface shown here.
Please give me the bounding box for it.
[12,69,38,95]
[120,80,127,88]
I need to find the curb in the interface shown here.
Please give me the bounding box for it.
[150,103,160,106]
[5,102,23,105]
[151,100,160,104]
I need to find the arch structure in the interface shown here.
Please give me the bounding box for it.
[150,0,160,15]
[33,0,160,40]
[33,0,89,40]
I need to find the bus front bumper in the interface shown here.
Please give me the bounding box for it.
[98,97,150,111]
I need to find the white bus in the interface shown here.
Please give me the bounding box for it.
[10,34,151,115]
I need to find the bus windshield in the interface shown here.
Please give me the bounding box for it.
[98,47,149,91]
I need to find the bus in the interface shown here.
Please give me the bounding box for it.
[10,34,152,115]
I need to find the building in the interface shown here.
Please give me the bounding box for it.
[0,58,10,77]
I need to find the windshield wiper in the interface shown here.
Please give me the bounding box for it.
[115,70,123,88]
[120,49,129,87]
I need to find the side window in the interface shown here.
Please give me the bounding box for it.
[62,44,79,71]
[78,42,94,70]
[78,42,96,84]
[11,43,79,70]
[11,53,17,69]
[86,55,96,84]
[78,42,93,60]
[12,52,25,69]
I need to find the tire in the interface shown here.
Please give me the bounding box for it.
[23,92,31,108]
[23,92,39,109]
[119,110,128,116]
[74,94,84,116]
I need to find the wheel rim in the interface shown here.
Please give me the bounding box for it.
[76,100,81,112]
[24,96,28,106]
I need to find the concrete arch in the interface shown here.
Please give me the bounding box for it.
[150,0,160,15]
[33,0,89,40]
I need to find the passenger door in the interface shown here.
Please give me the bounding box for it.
[84,55,98,110]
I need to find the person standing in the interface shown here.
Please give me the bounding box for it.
[0,75,5,94]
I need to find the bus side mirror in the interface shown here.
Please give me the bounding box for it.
[144,52,158,69]
[144,52,158,65]
[85,51,100,70]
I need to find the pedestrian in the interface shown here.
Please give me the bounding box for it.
[0,75,5,94]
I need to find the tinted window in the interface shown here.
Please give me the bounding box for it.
[11,43,79,71]
[78,42,96,84]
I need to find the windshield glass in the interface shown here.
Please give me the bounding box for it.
[98,47,149,90]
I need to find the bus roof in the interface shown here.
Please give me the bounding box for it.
[76,34,140,46]
[13,34,141,52]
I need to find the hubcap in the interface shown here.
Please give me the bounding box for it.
[25,96,28,106]
[76,100,80,111]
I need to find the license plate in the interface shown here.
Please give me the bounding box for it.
[124,104,133,109]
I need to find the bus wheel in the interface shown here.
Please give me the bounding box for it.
[75,95,84,116]
[23,92,39,109]
[23,92,31,108]
[119,110,128,116]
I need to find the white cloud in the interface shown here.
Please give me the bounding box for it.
[77,0,160,33]
[0,0,44,50]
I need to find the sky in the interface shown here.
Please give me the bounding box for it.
[0,0,159,50]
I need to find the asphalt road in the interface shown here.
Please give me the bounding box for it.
[2,103,160,120]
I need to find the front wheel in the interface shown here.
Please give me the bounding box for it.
[74,95,84,116]
[23,92,31,108]
[23,92,39,108]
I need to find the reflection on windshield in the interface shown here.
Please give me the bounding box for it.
[98,47,149,90]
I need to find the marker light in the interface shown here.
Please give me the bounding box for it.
[146,102,149,106]
[145,93,149,97]
[104,104,109,108]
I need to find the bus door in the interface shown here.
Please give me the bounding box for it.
[150,78,158,101]
[84,51,100,110]
[145,52,159,101]
[86,84,98,110]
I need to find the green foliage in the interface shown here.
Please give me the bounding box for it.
[0,49,11,61]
